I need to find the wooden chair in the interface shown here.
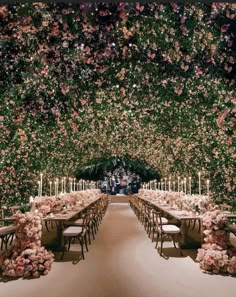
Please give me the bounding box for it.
[155,213,183,258]
[0,225,16,250]
[0,206,16,250]
[150,210,168,242]
[63,211,91,247]
[228,223,236,236]
[60,226,86,260]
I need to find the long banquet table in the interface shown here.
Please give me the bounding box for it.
[45,196,102,249]
[3,195,103,250]
[135,195,236,248]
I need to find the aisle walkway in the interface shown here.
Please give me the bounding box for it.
[1,203,236,297]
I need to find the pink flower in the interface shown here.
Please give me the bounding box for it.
[7,269,16,277]
[16,266,25,276]
[221,24,230,32]
[24,271,31,278]
[16,257,26,266]
[44,261,51,270]
[196,249,205,261]
[26,265,33,271]
[33,271,40,278]
[43,270,49,275]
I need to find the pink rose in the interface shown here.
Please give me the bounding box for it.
[206,257,214,266]
[196,249,205,261]
[24,271,31,278]
[221,24,230,32]
[26,265,33,271]
[43,270,49,275]
[4,259,10,265]
[7,269,16,277]
[44,261,51,270]
[16,266,25,277]
[33,271,39,278]
[17,258,26,266]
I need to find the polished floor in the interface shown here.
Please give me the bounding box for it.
[0,203,236,297]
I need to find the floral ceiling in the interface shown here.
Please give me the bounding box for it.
[0,2,235,206]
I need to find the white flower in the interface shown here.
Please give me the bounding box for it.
[24,249,37,256]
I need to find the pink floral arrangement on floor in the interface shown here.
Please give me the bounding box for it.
[0,211,54,278]
[196,209,236,274]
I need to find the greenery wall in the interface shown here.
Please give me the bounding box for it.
[0,3,235,206]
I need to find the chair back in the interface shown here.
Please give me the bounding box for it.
[156,212,165,231]
[1,205,20,226]
[82,210,93,231]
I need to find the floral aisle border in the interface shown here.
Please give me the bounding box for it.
[0,212,54,278]
[196,210,236,275]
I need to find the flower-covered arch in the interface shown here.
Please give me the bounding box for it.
[0,3,235,206]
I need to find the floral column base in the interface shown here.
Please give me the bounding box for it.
[0,212,54,278]
[196,209,236,275]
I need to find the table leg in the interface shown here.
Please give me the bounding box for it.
[180,220,188,247]
[180,220,201,249]
[56,221,65,251]
[45,221,65,252]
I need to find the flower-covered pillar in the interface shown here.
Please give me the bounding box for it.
[196,209,236,275]
[0,212,54,278]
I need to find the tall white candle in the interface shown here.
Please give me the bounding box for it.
[168,180,171,191]
[198,171,201,196]
[40,173,43,197]
[49,181,52,196]
[189,176,192,195]
[184,177,186,194]
[206,179,210,197]
[38,181,40,197]
[56,178,59,197]
[61,179,63,193]
[54,181,57,197]
[164,178,167,191]
[29,196,34,204]
[178,176,180,193]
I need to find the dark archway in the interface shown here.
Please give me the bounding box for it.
[75,156,160,182]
